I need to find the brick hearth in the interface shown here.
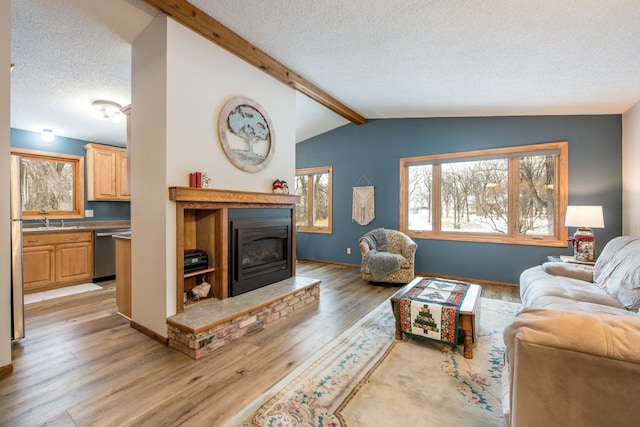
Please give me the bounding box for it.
[167,276,320,359]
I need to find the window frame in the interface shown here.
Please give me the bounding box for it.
[295,165,333,234]
[11,147,85,220]
[399,142,568,247]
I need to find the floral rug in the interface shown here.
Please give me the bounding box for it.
[224,297,521,427]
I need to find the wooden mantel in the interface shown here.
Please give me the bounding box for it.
[169,186,300,205]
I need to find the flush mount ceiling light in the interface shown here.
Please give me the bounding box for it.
[92,100,124,123]
[41,128,55,142]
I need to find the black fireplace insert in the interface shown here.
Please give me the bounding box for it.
[229,209,292,297]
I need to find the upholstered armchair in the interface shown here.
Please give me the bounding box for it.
[359,229,417,284]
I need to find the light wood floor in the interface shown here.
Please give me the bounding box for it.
[1,261,520,427]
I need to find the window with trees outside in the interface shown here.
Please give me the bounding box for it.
[295,166,332,234]
[400,142,568,247]
[11,148,85,220]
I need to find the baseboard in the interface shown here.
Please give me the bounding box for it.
[296,258,518,287]
[417,271,518,288]
[297,258,360,269]
[0,363,13,379]
[130,320,169,346]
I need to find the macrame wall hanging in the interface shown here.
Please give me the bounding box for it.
[352,175,375,226]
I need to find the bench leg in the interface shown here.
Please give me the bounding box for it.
[395,326,403,340]
[460,314,473,359]
[391,298,403,340]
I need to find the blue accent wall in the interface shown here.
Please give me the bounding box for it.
[296,115,622,285]
[10,128,130,222]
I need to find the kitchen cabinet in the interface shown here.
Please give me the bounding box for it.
[84,143,130,201]
[22,246,55,290]
[116,149,130,199]
[114,235,131,319]
[23,231,94,293]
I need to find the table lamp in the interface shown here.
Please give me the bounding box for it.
[565,205,605,262]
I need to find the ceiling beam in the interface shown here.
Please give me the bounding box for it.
[142,0,367,125]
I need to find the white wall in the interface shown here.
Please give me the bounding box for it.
[130,15,169,337]
[1,0,12,369]
[166,20,295,192]
[131,15,296,337]
[622,101,640,236]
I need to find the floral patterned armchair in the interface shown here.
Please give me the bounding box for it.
[359,229,417,284]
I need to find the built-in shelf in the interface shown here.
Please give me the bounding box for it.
[184,267,216,279]
[185,295,214,307]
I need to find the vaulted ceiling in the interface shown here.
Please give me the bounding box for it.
[10,0,640,146]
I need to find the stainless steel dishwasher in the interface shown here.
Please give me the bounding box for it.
[94,228,131,281]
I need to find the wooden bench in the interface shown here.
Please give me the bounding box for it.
[390,277,482,358]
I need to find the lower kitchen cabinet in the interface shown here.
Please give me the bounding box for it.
[114,236,131,319]
[23,231,94,293]
[22,246,55,290]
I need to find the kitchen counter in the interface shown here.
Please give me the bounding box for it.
[23,220,130,233]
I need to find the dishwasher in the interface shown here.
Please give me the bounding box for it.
[94,228,131,281]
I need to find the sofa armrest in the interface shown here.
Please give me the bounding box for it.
[542,261,594,282]
[398,234,417,261]
[359,240,371,258]
[503,307,640,426]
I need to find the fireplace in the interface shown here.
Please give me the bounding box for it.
[229,209,292,297]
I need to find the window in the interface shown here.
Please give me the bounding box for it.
[12,148,85,220]
[400,142,568,246]
[295,166,332,233]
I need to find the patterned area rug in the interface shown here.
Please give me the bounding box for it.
[224,297,521,427]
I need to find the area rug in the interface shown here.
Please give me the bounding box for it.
[24,283,102,305]
[224,297,521,427]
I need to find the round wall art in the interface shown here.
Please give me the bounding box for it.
[218,96,275,173]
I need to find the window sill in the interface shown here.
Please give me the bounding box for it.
[405,230,568,247]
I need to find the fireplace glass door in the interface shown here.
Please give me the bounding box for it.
[230,217,292,296]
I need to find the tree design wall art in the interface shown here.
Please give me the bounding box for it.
[218,96,275,172]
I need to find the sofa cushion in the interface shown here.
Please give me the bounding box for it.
[506,307,640,363]
[594,236,640,311]
[520,265,627,312]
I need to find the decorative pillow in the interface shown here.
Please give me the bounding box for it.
[593,236,640,311]
[542,262,593,282]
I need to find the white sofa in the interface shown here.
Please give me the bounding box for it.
[502,236,640,426]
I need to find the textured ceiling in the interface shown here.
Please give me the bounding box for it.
[10,0,156,146]
[10,0,640,145]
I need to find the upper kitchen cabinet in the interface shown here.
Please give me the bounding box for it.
[84,143,130,201]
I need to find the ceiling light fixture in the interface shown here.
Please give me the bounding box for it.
[41,128,55,142]
[92,100,124,123]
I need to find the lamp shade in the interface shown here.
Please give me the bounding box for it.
[565,205,604,228]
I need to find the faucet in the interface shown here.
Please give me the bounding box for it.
[60,220,64,228]
[40,216,49,228]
